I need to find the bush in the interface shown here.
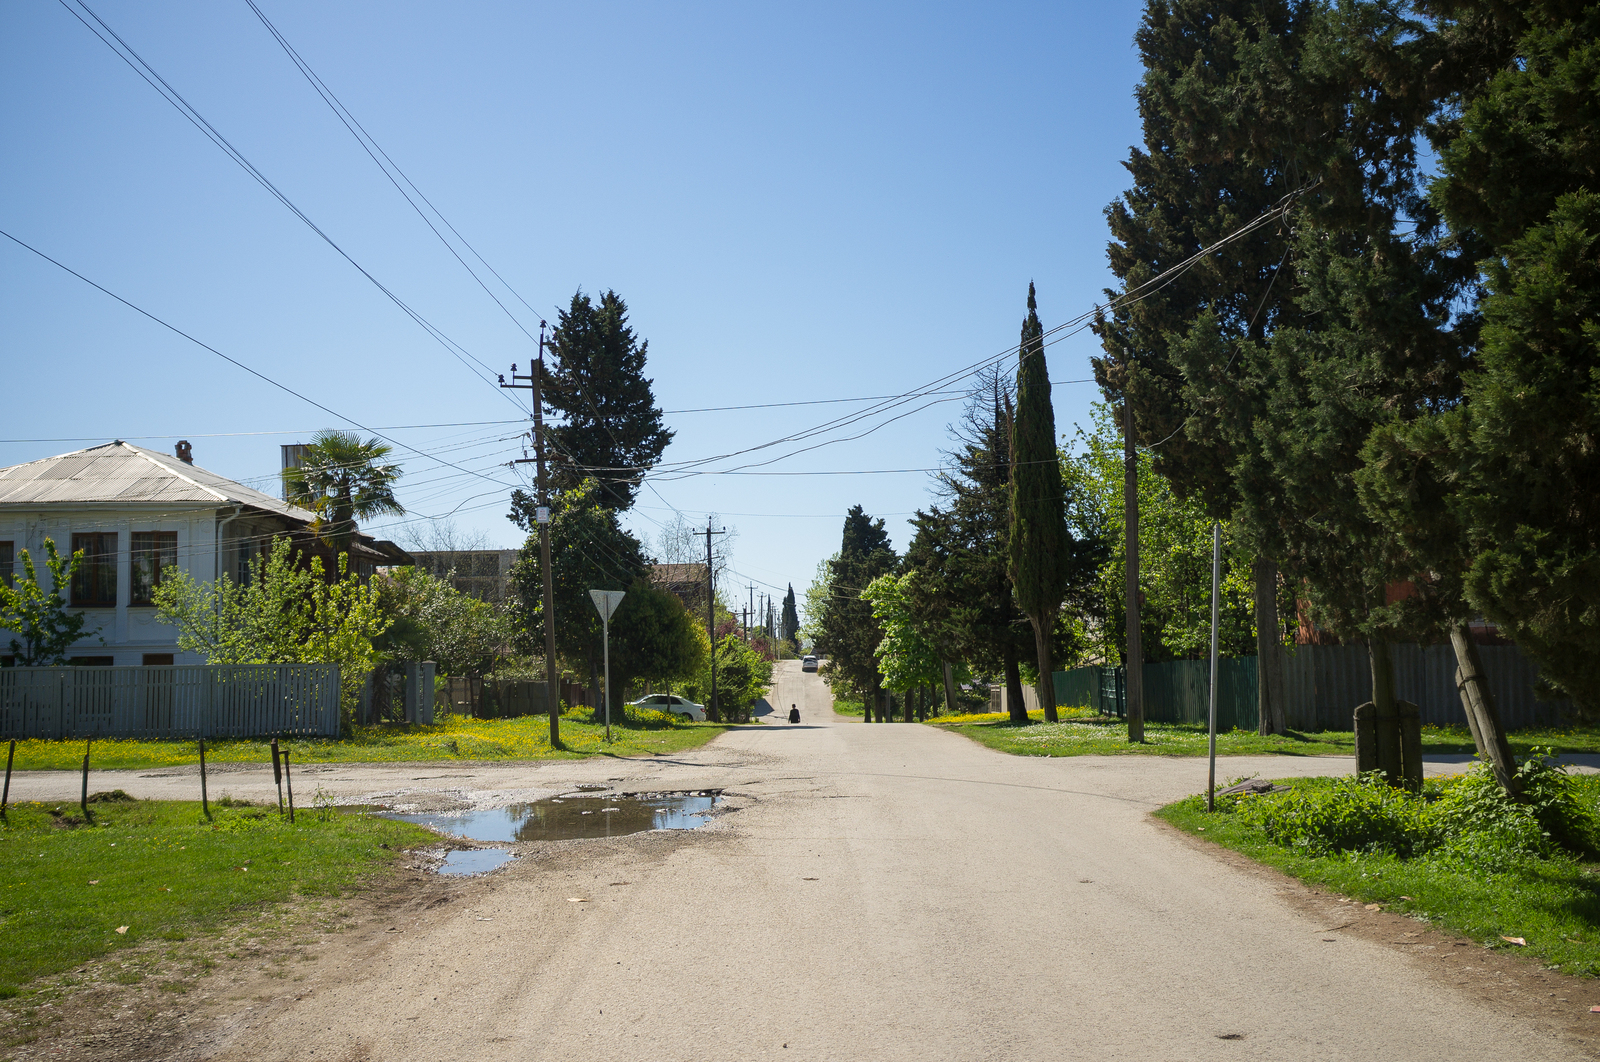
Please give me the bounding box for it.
[1236,773,1435,858]
[1230,751,1600,867]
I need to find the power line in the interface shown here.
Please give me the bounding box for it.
[56,0,523,412]
[0,228,517,493]
[0,420,528,446]
[243,0,546,358]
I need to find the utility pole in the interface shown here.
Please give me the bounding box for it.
[700,526,727,720]
[1123,350,1145,742]
[502,321,561,748]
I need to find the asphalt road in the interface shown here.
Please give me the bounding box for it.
[10,661,1593,1060]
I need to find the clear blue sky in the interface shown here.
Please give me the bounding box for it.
[1,0,1148,618]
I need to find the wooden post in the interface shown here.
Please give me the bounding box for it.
[2,739,14,818]
[199,736,211,820]
[1353,702,1378,775]
[271,737,284,813]
[283,748,295,824]
[80,738,91,821]
[1398,699,1422,792]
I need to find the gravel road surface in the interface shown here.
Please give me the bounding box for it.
[8,661,1593,1060]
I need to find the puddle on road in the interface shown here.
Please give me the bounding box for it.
[438,849,514,876]
[383,791,722,844]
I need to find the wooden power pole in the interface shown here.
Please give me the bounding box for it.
[701,526,727,719]
[1123,360,1145,743]
[502,322,561,747]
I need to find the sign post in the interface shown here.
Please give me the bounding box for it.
[589,590,626,741]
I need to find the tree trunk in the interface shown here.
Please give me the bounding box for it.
[1253,558,1287,735]
[903,687,913,723]
[1368,638,1402,784]
[1004,649,1028,723]
[1029,610,1059,723]
[1448,619,1520,796]
[941,659,957,717]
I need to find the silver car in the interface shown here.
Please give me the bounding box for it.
[629,693,707,721]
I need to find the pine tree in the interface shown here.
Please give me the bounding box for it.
[545,290,673,511]
[1008,283,1068,723]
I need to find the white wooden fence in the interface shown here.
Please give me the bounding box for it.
[0,665,341,739]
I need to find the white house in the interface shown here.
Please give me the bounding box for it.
[0,440,409,667]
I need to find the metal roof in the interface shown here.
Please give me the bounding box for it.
[0,441,319,522]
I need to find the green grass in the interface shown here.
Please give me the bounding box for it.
[831,698,865,717]
[5,710,733,772]
[1158,776,1600,977]
[931,707,1600,759]
[0,796,436,998]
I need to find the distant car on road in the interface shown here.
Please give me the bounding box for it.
[801,655,818,672]
[628,694,707,721]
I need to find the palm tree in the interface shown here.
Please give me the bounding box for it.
[282,430,404,558]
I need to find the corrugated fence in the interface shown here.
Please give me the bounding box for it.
[0,665,342,739]
[1050,643,1567,732]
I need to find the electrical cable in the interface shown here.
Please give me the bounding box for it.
[0,227,518,492]
[56,0,523,411]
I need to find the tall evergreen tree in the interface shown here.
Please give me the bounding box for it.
[904,369,1034,722]
[780,584,800,648]
[509,479,651,706]
[545,290,673,511]
[1009,283,1069,723]
[812,506,898,715]
[1361,0,1600,721]
[1092,0,1314,735]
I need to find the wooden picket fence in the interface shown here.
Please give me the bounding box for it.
[0,665,341,739]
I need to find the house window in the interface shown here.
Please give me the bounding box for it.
[0,540,12,589]
[70,532,118,607]
[142,653,174,666]
[237,540,257,586]
[69,656,115,666]
[131,531,178,606]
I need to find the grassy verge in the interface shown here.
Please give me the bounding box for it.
[831,698,865,717]
[5,710,733,772]
[0,796,436,998]
[1157,774,1600,977]
[930,707,1600,759]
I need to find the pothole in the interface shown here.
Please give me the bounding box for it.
[381,791,723,844]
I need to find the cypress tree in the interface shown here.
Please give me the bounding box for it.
[812,507,898,714]
[1009,283,1068,724]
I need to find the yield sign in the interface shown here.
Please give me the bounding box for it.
[589,589,626,622]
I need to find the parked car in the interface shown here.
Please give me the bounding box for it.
[628,693,707,721]
[801,655,818,672]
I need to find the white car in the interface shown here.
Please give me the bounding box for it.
[801,655,818,672]
[629,693,707,721]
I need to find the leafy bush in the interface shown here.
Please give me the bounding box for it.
[1236,773,1435,858]
[1231,752,1600,867]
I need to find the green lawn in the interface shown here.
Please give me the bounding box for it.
[930,707,1600,759]
[0,796,436,999]
[5,711,733,772]
[1158,777,1600,977]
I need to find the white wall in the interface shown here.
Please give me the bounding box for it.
[0,505,221,665]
